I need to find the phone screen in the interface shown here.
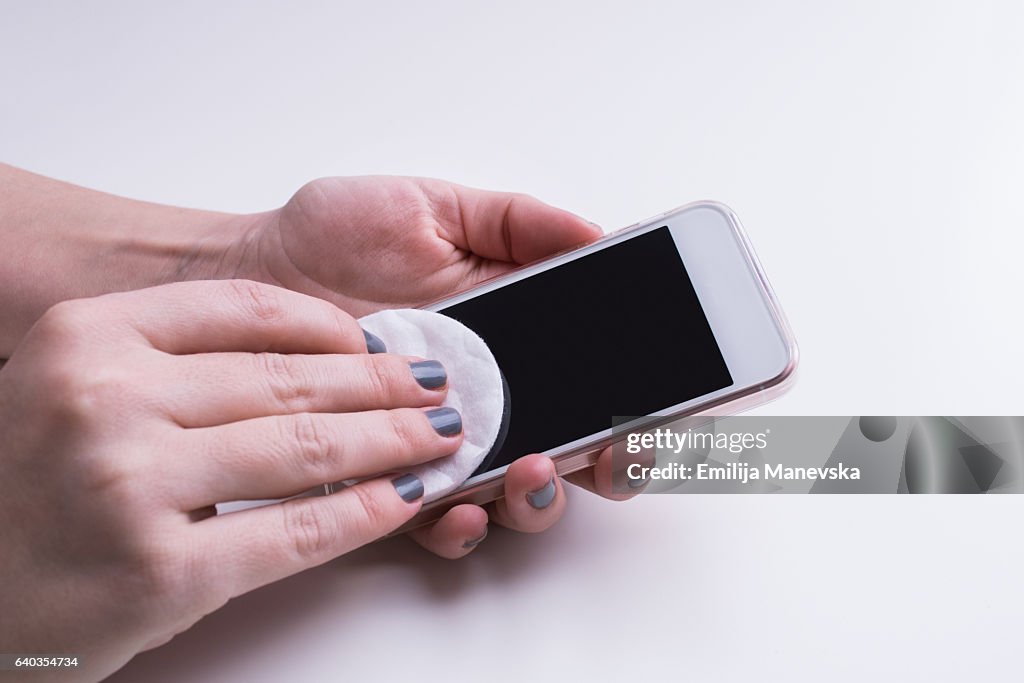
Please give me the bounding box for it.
[439,226,733,474]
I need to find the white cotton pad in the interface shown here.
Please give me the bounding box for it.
[357,308,509,502]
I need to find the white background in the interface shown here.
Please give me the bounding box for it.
[3,1,1023,680]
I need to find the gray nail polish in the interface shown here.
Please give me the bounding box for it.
[410,360,446,390]
[426,407,462,437]
[363,329,387,354]
[526,476,557,510]
[628,472,651,489]
[462,528,488,549]
[392,473,423,502]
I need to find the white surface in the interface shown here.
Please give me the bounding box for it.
[360,309,504,501]
[2,1,1023,680]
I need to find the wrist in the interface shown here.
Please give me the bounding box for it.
[0,164,280,356]
[154,209,270,285]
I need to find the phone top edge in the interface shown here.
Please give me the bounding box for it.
[604,199,739,237]
[418,200,746,312]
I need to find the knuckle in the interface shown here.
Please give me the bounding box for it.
[347,483,390,536]
[135,543,183,596]
[35,355,83,399]
[385,409,432,461]
[331,309,362,349]
[280,499,340,561]
[76,450,147,503]
[227,279,282,323]
[365,356,409,401]
[259,353,314,411]
[47,364,134,423]
[287,413,336,477]
[129,536,211,610]
[35,299,96,342]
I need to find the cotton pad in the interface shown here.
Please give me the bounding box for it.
[354,308,510,502]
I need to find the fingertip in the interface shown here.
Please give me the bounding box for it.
[389,473,426,506]
[339,474,424,537]
[542,201,602,236]
[447,183,602,265]
[409,358,449,392]
[491,454,566,533]
[574,213,605,238]
[505,453,557,493]
[511,200,603,264]
[362,328,387,354]
[408,504,489,559]
[454,504,489,549]
[593,445,648,501]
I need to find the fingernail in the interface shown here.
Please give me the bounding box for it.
[586,220,603,231]
[462,528,488,549]
[410,360,446,390]
[526,476,557,510]
[628,471,651,489]
[426,407,462,437]
[392,473,423,502]
[363,329,387,354]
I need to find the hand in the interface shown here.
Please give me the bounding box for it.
[0,279,463,681]
[225,176,644,557]
[242,175,601,315]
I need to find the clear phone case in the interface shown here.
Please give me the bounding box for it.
[378,200,799,532]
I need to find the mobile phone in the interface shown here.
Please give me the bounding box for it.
[400,201,797,530]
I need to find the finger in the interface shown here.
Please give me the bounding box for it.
[175,407,463,507]
[407,504,489,559]
[424,180,602,264]
[489,454,566,533]
[564,446,652,501]
[195,475,423,598]
[104,279,368,355]
[161,352,448,427]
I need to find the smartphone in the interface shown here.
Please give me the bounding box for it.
[400,201,797,530]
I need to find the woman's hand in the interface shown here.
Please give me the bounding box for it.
[0,279,462,681]
[239,176,602,317]
[0,167,644,563]
[225,177,642,557]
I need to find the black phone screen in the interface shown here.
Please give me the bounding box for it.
[438,226,733,474]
